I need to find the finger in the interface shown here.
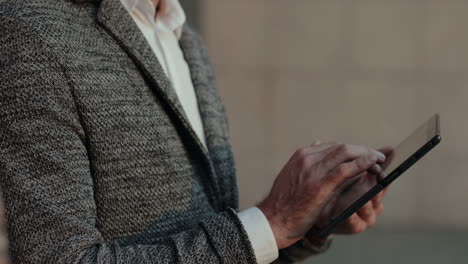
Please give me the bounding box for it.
[357,202,377,226]
[291,142,338,162]
[309,143,345,162]
[367,164,386,181]
[323,151,383,188]
[332,172,363,196]
[311,140,339,147]
[291,142,340,164]
[335,213,367,234]
[348,213,368,234]
[375,202,384,215]
[372,190,385,205]
[307,142,339,155]
[382,186,390,196]
[367,164,382,175]
[378,146,394,156]
[321,144,386,174]
[378,146,395,171]
[357,201,374,220]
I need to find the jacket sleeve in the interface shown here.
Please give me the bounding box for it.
[0,16,256,264]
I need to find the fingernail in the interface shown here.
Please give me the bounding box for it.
[377,152,386,162]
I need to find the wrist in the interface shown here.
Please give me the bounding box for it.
[257,201,299,249]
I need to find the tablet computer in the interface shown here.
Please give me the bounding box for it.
[315,114,441,237]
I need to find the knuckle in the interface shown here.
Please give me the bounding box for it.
[311,140,321,146]
[306,181,322,194]
[351,225,365,234]
[315,187,333,203]
[298,156,313,169]
[342,144,359,159]
[295,147,308,157]
[335,165,348,178]
[337,144,349,154]
[293,149,302,158]
[357,154,377,170]
[323,172,338,187]
[356,157,368,170]
[324,164,353,186]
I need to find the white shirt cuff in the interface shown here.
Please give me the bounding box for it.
[238,207,279,264]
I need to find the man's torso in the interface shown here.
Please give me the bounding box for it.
[0,0,237,245]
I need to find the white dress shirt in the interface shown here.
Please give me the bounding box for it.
[120,0,279,263]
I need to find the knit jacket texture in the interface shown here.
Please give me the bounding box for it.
[0,0,324,263]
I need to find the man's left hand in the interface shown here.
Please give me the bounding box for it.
[332,188,386,234]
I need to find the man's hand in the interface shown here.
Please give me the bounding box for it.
[258,142,386,249]
[332,189,386,234]
[307,146,394,238]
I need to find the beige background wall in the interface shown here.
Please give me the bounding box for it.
[200,0,468,230]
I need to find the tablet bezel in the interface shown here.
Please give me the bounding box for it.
[315,114,441,237]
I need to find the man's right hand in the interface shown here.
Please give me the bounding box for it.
[257,142,386,249]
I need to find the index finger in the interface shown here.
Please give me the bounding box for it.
[378,146,395,171]
[321,144,386,174]
[323,151,383,189]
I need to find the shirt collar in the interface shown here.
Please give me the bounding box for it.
[120,0,186,39]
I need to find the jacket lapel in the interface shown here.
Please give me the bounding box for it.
[96,0,209,157]
[95,0,227,209]
[178,26,230,151]
[179,26,239,210]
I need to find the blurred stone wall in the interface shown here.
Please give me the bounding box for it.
[179,0,200,29]
[200,0,468,229]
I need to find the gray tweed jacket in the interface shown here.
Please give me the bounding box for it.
[0,0,321,263]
